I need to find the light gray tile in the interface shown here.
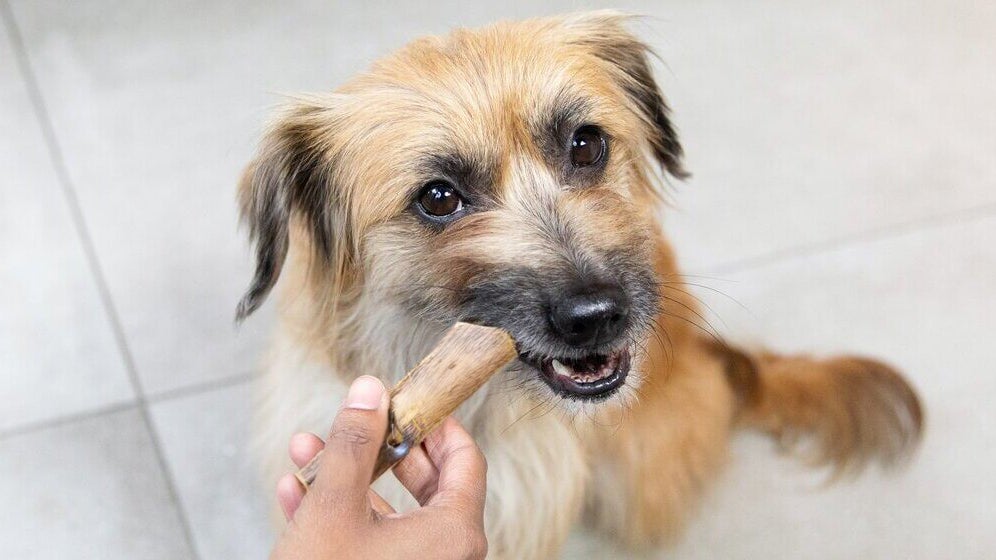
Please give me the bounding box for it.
[650,0,996,269]
[0,14,133,431]
[0,408,194,560]
[150,381,272,560]
[664,215,996,559]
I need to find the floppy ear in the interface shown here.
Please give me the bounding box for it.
[565,11,689,179]
[236,100,341,321]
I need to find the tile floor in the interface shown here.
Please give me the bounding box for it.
[1,1,993,558]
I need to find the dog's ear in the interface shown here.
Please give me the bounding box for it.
[236,99,341,321]
[565,11,689,180]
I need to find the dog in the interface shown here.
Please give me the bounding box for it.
[236,11,923,558]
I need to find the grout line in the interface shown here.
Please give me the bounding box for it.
[0,3,201,558]
[0,371,255,442]
[0,400,139,441]
[147,371,253,405]
[700,201,996,276]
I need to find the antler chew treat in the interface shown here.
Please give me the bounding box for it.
[295,322,516,489]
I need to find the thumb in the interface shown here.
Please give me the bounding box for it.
[306,375,390,515]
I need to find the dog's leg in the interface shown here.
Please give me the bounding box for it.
[582,340,737,550]
[473,394,590,560]
[708,341,924,474]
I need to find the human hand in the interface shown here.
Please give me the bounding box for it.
[270,375,488,560]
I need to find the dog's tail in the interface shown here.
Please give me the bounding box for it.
[707,340,924,474]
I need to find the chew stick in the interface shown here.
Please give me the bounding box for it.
[295,322,516,489]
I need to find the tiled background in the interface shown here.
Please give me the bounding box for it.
[1,1,993,558]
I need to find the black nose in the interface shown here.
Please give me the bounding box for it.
[548,286,629,347]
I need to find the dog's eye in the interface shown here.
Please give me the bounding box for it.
[417,181,464,217]
[570,126,605,167]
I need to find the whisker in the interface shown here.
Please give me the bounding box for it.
[667,280,753,316]
[530,400,560,423]
[500,397,549,436]
[664,272,739,283]
[659,283,731,331]
[659,298,723,345]
[654,311,725,346]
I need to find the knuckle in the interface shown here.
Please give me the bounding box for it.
[329,415,375,447]
[339,430,372,446]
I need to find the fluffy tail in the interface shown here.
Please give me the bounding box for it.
[708,341,924,474]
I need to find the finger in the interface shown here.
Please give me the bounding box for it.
[375,420,489,559]
[289,432,325,468]
[375,421,489,560]
[306,375,390,514]
[368,488,396,516]
[276,473,306,520]
[391,441,439,505]
[422,417,487,514]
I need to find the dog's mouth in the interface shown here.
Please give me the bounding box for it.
[519,348,631,401]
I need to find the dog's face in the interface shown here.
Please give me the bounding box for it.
[237,12,686,404]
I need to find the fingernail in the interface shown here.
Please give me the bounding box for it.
[345,375,384,410]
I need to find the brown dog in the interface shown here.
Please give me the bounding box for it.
[237,11,922,558]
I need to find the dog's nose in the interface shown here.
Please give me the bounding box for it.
[549,286,628,347]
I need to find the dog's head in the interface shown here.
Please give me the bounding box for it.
[238,12,686,404]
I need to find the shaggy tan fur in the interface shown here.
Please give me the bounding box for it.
[238,11,923,558]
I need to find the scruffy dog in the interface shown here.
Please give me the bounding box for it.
[237,11,922,558]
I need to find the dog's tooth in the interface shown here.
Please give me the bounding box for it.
[552,359,572,377]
